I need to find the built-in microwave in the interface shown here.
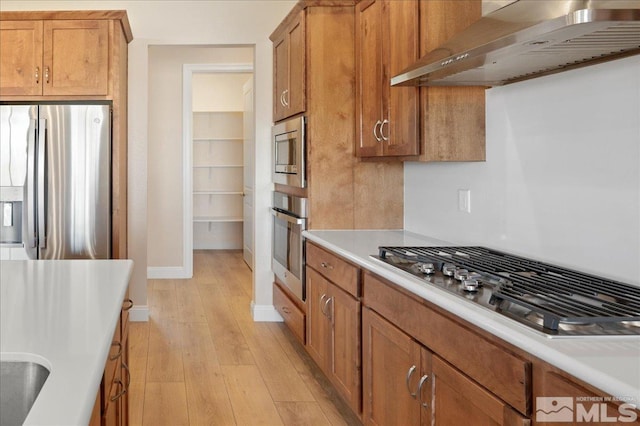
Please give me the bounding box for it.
[273,116,305,188]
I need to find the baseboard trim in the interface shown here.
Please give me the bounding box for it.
[147,266,190,279]
[129,305,149,322]
[251,302,284,322]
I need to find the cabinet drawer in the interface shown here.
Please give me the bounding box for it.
[306,242,359,297]
[364,272,531,415]
[273,282,306,344]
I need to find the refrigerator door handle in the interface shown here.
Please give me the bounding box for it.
[26,119,37,248]
[37,118,47,249]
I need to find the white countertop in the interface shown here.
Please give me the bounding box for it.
[0,259,133,426]
[304,229,640,408]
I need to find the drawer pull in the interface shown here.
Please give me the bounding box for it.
[406,365,417,398]
[281,306,291,314]
[320,262,334,270]
[122,298,134,311]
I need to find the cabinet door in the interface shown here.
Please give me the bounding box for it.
[356,0,419,158]
[0,20,43,96]
[272,10,305,122]
[43,20,109,96]
[306,267,330,368]
[273,34,289,122]
[328,283,361,414]
[355,0,384,157]
[363,307,422,426]
[384,0,419,156]
[287,12,305,117]
[431,355,529,426]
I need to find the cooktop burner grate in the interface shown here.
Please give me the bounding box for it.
[378,246,640,332]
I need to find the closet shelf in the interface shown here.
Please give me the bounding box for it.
[193,216,243,223]
[193,191,243,195]
[193,137,243,142]
[193,164,243,169]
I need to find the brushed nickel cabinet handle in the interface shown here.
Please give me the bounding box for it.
[44,66,50,84]
[319,293,328,316]
[417,374,430,408]
[35,67,40,84]
[373,120,382,142]
[281,306,291,314]
[109,341,123,360]
[406,365,417,398]
[283,89,289,107]
[122,361,131,391]
[324,297,332,321]
[380,119,389,141]
[110,379,125,402]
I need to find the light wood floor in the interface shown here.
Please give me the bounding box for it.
[129,250,360,426]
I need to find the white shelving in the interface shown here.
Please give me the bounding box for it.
[193,111,244,250]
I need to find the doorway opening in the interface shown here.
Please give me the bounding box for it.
[183,63,255,277]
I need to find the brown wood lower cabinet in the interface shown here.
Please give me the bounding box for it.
[362,307,424,425]
[363,307,529,426]
[90,297,132,426]
[299,243,640,426]
[306,266,362,414]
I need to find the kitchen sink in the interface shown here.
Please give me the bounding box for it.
[0,361,50,425]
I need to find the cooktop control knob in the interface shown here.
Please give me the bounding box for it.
[442,263,456,276]
[454,269,469,281]
[462,279,480,292]
[417,263,435,274]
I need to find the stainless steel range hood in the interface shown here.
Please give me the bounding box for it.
[391,0,640,87]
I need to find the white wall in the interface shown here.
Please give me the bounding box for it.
[193,73,252,112]
[147,46,252,267]
[2,1,297,319]
[405,55,640,286]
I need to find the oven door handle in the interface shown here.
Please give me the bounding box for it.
[271,208,306,225]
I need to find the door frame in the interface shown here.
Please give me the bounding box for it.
[182,63,254,278]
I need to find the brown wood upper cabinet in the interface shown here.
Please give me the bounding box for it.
[0,19,109,96]
[355,0,419,157]
[272,9,306,122]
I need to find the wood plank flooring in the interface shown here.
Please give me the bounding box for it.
[129,250,360,425]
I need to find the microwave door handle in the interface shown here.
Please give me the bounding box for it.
[271,208,305,225]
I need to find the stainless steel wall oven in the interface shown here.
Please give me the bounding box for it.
[271,191,307,301]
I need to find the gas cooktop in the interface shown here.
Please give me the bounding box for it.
[374,246,640,338]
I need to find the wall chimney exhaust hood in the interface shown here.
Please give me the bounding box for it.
[391,0,640,87]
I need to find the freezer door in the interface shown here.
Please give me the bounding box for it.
[0,105,32,188]
[38,104,111,259]
[0,105,37,258]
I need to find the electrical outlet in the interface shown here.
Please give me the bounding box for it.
[458,189,471,213]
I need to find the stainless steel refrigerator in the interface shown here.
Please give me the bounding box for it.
[0,103,111,259]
